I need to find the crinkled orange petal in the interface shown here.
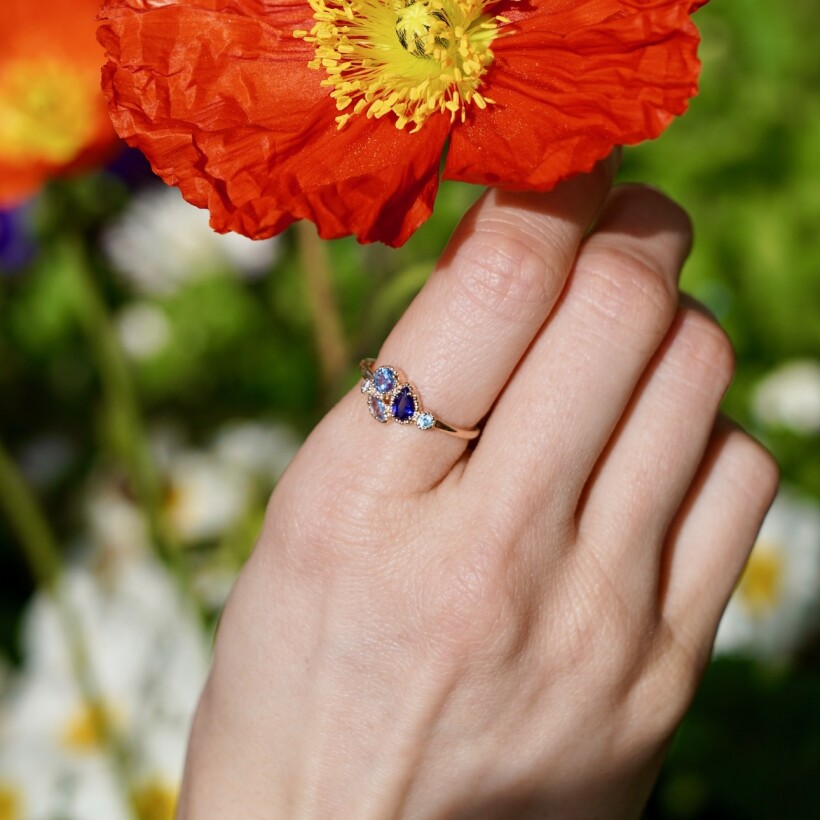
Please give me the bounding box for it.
[445,0,704,190]
[101,0,709,244]
[256,106,449,245]
[100,0,449,245]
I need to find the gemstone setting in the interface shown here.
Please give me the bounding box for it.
[391,386,416,422]
[359,358,478,440]
[417,412,434,430]
[373,366,397,394]
[368,395,388,422]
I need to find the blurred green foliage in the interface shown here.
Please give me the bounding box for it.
[0,0,817,817]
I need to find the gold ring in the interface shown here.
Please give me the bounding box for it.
[359,358,480,440]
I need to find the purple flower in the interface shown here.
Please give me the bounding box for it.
[0,202,37,274]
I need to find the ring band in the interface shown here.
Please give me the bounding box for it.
[359,358,480,440]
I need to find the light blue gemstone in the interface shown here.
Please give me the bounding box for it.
[368,395,387,423]
[373,366,397,394]
[417,413,434,430]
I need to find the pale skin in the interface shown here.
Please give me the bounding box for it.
[178,157,779,819]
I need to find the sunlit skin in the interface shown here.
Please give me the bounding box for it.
[178,164,777,818]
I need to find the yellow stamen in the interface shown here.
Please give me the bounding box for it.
[737,541,784,617]
[0,59,96,164]
[296,0,507,132]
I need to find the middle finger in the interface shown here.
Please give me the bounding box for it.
[471,185,692,513]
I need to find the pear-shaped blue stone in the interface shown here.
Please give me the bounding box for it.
[392,386,415,422]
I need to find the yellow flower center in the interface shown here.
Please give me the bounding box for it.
[737,541,784,618]
[0,785,21,820]
[60,701,120,753]
[0,59,96,164]
[132,780,179,820]
[295,0,506,131]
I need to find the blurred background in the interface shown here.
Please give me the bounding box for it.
[1,1,818,818]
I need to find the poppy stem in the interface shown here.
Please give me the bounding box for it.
[296,221,350,389]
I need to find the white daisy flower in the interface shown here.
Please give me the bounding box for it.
[84,477,152,565]
[102,185,281,295]
[212,420,301,486]
[156,420,302,543]
[164,451,253,544]
[115,302,172,361]
[752,359,820,436]
[0,674,130,819]
[0,557,209,819]
[714,488,820,661]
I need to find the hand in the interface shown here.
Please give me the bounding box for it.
[178,161,778,819]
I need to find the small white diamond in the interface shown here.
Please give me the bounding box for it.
[417,413,434,430]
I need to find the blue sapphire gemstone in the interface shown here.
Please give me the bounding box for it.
[373,366,397,394]
[392,387,416,422]
[368,395,387,422]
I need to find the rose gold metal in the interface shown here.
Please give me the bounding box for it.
[359,358,480,440]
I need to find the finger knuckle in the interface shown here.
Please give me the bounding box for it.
[632,622,706,740]
[555,554,640,676]
[728,432,781,507]
[265,473,390,579]
[677,310,736,394]
[613,184,694,248]
[576,245,677,349]
[450,227,559,324]
[422,536,516,656]
[751,442,781,502]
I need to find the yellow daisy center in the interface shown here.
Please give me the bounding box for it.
[132,780,179,820]
[737,541,784,618]
[295,0,506,132]
[60,700,121,753]
[0,785,21,820]
[0,58,96,164]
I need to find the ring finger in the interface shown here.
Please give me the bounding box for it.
[331,156,619,491]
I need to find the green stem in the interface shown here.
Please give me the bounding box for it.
[61,238,173,561]
[0,444,60,591]
[0,445,60,590]
[60,238,204,620]
[0,439,139,820]
[296,221,350,389]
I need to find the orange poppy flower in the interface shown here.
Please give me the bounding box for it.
[100,0,708,246]
[0,0,120,207]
